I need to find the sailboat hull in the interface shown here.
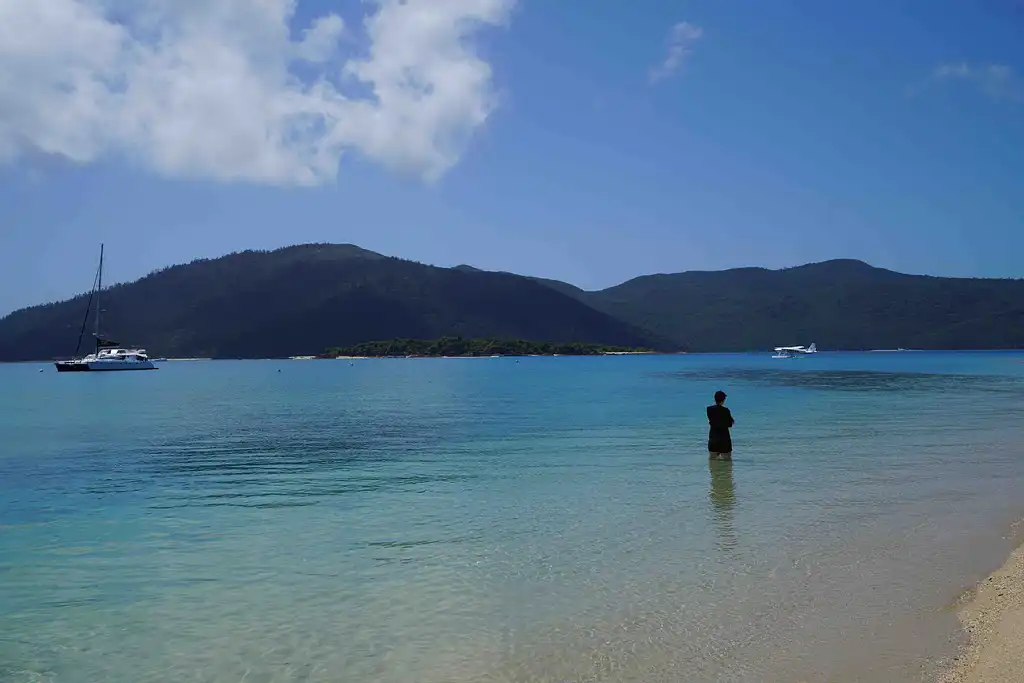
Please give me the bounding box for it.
[55,361,90,372]
[55,360,157,372]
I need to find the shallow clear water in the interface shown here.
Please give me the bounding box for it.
[2,352,1023,682]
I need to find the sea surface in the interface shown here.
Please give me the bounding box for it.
[2,352,1024,683]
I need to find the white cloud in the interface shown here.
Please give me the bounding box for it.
[0,0,514,186]
[649,21,703,85]
[927,62,1022,102]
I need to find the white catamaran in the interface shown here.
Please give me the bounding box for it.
[54,244,156,372]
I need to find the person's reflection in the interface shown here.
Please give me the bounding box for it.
[708,459,737,551]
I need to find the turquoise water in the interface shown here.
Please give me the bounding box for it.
[2,352,1024,682]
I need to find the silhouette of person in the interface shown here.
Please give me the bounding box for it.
[707,390,734,460]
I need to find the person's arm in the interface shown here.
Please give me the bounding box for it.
[728,408,735,427]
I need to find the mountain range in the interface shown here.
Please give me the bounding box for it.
[0,243,1021,361]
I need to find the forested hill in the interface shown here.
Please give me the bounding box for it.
[0,244,664,361]
[1,245,1021,361]
[566,259,1024,351]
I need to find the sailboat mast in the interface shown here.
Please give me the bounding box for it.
[94,244,104,352]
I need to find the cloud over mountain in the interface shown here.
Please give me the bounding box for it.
[0,0,513,185]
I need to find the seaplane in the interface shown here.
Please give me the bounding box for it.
[772,343,817,359]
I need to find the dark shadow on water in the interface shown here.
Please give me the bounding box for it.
[708,459,737,552]
[664,367,1024,395]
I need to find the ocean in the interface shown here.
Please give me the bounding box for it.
[1,352,1023,682]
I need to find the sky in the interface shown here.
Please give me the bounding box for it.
[1,0,1022,315]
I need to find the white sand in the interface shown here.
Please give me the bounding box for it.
[939,536,1024,683]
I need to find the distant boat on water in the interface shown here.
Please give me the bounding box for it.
[772,343,817,359]
[54,244,157,372]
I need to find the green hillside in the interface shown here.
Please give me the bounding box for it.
[2,246,1021,361]
[573,259,1024,351]
[0,244,665,361]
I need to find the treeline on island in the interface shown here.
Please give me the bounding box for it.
[321,337,652,358]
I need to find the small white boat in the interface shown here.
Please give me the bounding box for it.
[56,347,156,372]
[54,244,157,373]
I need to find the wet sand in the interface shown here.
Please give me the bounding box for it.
[939,533,1024,683]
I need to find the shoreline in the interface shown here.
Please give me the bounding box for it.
[6,349,1024,364]
[939,523,1024,683]
[318,350,666,360]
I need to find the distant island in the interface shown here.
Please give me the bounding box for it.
[320,337,653,358]
[1,242,1022,361]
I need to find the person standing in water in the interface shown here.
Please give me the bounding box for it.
[707,390,734,460]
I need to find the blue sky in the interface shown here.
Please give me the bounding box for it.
[1,0,1022,315]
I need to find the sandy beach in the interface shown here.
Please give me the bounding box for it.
[940,529,1024,683]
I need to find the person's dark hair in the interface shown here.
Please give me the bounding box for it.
[714,390,727,405]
